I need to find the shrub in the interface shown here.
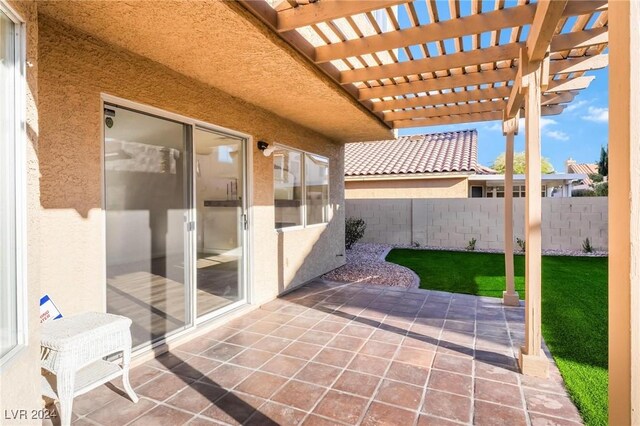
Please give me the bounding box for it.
[516,237,526,252]
[345,217,366,249]
[466,238,477,251]
[594,182,608,196]
[572,188,596,197]
[582,237,594,253]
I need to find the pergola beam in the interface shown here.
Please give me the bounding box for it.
[384,94,570,121]
[277,0,406,32]
[314,1,606,63]
[341,29,606,84]
[527,0,569,62]
[392,105,564,128]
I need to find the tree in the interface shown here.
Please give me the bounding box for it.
[598,146,608,177]
[491,152,555,174]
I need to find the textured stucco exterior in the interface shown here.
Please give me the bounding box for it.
[37,1,391,143]
[0,0,41,421]
[345,177,469,199]
[36,14,345,315]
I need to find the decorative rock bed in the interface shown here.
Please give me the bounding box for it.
[322,243,419,288]
[394,244,608,257]
[323,242,608,289]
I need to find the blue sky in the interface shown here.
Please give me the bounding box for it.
[393,0,609,172]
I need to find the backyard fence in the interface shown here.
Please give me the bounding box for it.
[345,197,608,252]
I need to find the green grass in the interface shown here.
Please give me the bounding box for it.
[386,249,608,426]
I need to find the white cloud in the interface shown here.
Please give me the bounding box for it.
[582,106,609,123]
[483,122,502,132]
[546,130,570,141]
[566,99,588,112]
[540,117,557,129]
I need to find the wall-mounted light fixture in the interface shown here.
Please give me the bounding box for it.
[257,140,276,157]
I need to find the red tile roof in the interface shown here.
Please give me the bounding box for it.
[567,163,598,185]
[345,130,478,176]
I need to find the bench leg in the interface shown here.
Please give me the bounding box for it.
[122,346,139,403]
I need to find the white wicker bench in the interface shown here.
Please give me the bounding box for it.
[40,312,138,426]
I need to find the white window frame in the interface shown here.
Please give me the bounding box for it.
[0,1,27,368]
[273,144,330,231]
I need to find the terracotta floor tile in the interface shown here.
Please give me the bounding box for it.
[201,327,239,341]
[170,356,221,380]
[136,373,193,401]
[474,400,527,426]
[272,380,326,411]
[422,389,472,423]
[359,341,398,359]
[524,388,583,422]
[295,362,343,387]
[313,390,369,425]
[87,396,156,425]
[245,401,307,426]
[333,370,381,398]
[224,332,265,347]
[165,382,226,413]
[302,414,346,426]
[299,330,335,346]
[313,321,346,334]
[347,354,390,377]
[474,361,519,384]
[228,348,275,369]
[394,347,435,368]
[201,343,246,362]
[313,347,355,368]
[475,378,523,408]
[71,383,125,416]
[235,371,288,399]
[143,352,186,371]
[206,364,253,389]
[374,379,423,410]
[428,369,472,397]
[369,329,405,344]
[177,338,218,355]
[129,404,194,426]
[244,321,281,335]
[340,325,374,339]
[432,353,473,375]
[361,402,417,426]
[416,414,462,426]
[251,336,293,354]
[385,361,430,387]
[529,412,584,426]
[281,341,324,360]
[201,392,265,425]
[327,335,366,351]
[259,355,307,377]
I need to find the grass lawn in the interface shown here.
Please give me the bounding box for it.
[386,249,608,426]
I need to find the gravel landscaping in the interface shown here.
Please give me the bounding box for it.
[394,244,608,257]
[322,243,419,288]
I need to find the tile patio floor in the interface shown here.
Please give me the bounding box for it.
[46,280,584,426]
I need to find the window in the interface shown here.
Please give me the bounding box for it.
[274,149,303,228]
[274,147,329,229]
[470,186,483,198]
[305,154,329,225]
[1,4,25,365]
[485,185,547,198]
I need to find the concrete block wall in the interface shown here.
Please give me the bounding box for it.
[345,197,608,251]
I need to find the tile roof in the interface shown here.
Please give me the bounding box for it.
[567,162,598,185]
[476,164,499,175]
[345,130,478,176]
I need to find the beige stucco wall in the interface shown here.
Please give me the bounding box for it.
[346,197,609,251]
[0,0,42,421]
[345,177,469,199]
[37,15,345,314]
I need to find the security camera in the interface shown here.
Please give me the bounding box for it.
[257,140,269,151]
[263,146,276,157]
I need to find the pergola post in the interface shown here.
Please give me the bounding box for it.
[503,114,520,306]
[609,1,640,424]
[518,52,549,379]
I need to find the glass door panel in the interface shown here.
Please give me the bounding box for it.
[194,128,245,318]
[104,104,189,348]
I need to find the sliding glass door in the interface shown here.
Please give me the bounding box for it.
[103,102,247,350]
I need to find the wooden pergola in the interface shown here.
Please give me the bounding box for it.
[242,1,640,424]
[243,0,608,374]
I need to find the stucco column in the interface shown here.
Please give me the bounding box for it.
[518,58,549,378]
[503,116,519,306]
[609,1,640,424]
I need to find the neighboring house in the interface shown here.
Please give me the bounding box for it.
[345,130,585,199]
[566,158,600,190]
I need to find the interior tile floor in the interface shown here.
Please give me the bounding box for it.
[44,280,583,426]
